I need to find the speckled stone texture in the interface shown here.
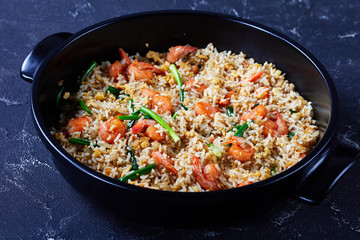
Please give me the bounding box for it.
[1,0,359,239]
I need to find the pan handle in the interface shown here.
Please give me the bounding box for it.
[20,32,72,83]
[294,141,359,205]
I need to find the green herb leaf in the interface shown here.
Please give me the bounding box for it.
[78,99,91,115]
[119,163,156,182]
[140,106,180,143]
[81,61,97,82]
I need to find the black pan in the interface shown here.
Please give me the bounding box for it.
[20,11,359,217]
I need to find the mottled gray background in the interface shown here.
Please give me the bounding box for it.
[1,0,359,239]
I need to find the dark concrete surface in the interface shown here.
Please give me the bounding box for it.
[1,0,359,239]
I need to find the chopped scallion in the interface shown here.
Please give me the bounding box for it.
[119,163,156,182]
[234,122,248,137]
[56,86,65,110]
[126,145,138,170]
[117,115,141,120]
[128,99,134,113]
[226,106,233,117]
[180,103,188,110]
[69,138,90,145]
[271,166,277,176]
[81,61,97,81]
[143,114,153,119]
[140,106,180,143]
[105,86,121,98]
[127,120,136,129]
[290,109,297,114]
[169,64,184,102]
[207,143,222,157]
[78,99,91,115]
[173,112,178,119]
[288,132,295,139]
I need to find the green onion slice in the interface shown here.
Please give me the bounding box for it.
[226,106,233,117]
[288,132,295,139]
[140,106,180,143]
[78,100,91,115]
[207,143,222,157]
[271,166,277,176]
[172,112,178,119]
[234,122,248,137]
[119,163,156,182]
[81,61,97,81]
[117,115,140,120]
[126,145,139,171]
[127,120,136,129]
[69,138,90,145]
[169,64,184,102]
[290,109,297,114]
[105,86,121,98]
[128,99,135,113]
[180,103,188,110]
[56,86,65,110]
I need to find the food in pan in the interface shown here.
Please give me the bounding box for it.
[52,43,319,191]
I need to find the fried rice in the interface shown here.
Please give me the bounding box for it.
[52,43,319,192]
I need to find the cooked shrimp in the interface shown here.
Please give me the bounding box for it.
[118,48,131,66]
[237,180,253,187]
[65,116,89,135]
[127,60,164,81]
[151,95,173,114]
[108,48,132,80]
[98,116,126,143]
[141,88,173,114]
[166,45,198,63]
[151,151,178,176]
[194,102,220,117]
[132,119,156,134]
[191,64,200,74]
[192,156,221,191]
[218,91,235,106]
[108,61,126,80]
[132,119,165,142]
[141,88,159,98]
[262,111,289,137]
[145,125,166,142]
[240,104,267,121]
[254,86,270,99]
[184,78,206,93]
[242,72,262,83]
[228,136,255,162]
